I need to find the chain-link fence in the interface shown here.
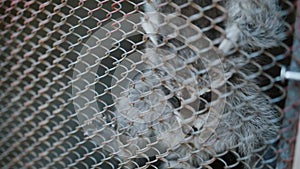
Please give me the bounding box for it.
[0,0,299,168]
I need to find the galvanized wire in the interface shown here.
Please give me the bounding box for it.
[0,0,297,168]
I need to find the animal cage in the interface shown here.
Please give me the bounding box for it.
[0,0,300,168]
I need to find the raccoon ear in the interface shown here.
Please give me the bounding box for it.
[141,0,163,45]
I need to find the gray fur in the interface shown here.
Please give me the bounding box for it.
[114,0,283,168]
[220,0,286,52]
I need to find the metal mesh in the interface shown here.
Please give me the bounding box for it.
[0,0,298,168]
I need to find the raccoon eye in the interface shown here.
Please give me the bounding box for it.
[245,22,256,31]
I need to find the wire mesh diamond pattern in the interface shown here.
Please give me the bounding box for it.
[0,0,298,169]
